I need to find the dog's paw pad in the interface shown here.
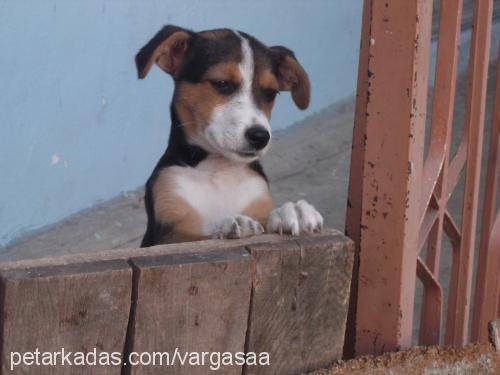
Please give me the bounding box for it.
[212,215,264,239]
[267,200,323,236]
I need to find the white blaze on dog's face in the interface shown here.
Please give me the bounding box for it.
[204,32,272,162]
[135,27,311,162]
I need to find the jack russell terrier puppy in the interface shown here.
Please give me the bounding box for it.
[136,25,323,247]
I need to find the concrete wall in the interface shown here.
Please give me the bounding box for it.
[0,0,363,246]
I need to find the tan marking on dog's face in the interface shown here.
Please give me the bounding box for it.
[174,82,226,145]
[174,62,280,137]
[257,70,279,93]
[205,62,241,82]
[174,61,244,149]
[254,69,280,118]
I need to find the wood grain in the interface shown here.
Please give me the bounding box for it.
[245,233,354,375]
[0,259,132,374]
[0,230,344,272]
[126,248,253,375]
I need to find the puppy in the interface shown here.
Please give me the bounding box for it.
[136,25,323,247]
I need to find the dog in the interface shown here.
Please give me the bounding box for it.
[136,25,324,247]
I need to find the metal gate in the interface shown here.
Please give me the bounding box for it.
[345,0,499,357]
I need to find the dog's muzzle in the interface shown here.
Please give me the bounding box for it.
[245,125,270,150]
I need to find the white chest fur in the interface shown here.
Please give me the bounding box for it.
[169,157,269,235]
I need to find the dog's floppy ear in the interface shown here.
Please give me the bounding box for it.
[135,25,194,79]
[270,46,310,110]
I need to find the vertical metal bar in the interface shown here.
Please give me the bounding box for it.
[343,0,373,359]
[472,47,500,343]
[419,217,444,344]
[418,247,443,345]
[485,213,500,319]
[349,0,432,356]
[445,0,493,347]
[418,0,463,346]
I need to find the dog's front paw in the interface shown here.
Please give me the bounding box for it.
[212,215,264,239]
[267,200,323,236]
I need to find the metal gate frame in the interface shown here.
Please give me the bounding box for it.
[345,0,498,357]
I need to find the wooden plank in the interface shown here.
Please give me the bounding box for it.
[245,233,354,375]
[0,229,343,272]
[126,248,252,375]
[0,259,132,374]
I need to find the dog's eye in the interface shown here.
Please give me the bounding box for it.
[210,80,236,95]
[262,88,279,102]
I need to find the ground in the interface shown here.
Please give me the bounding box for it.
[307,344,499,375]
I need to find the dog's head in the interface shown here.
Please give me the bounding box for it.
[136,26,310,162]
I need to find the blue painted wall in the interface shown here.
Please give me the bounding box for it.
[0,0,363,246]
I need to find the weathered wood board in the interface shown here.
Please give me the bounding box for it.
[0,259,132,375]
[0,231,354,374]
[245,233,354,375]
[126,248,253,375]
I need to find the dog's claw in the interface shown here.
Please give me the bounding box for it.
[257,223,265,234]
[212,215,264,239]
[267,200,323,236]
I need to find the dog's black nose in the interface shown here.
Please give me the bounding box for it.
[245,126,270,150]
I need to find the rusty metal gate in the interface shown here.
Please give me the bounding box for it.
[345,0,499,357]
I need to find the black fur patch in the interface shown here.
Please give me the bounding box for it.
[178,30,242,83]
